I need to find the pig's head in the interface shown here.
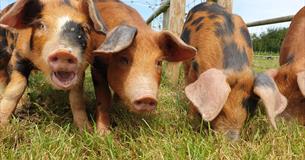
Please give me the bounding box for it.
[270,57,305,97]
[0,0,107,90]
[185,68,288,140]
[265,57,305,124]
[93,25,196,112]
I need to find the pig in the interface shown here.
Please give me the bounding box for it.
[267,7,305,125]
[0,0,108,131]
[0,26,17,97]
[89,0,197,134]
[182,2,287,140]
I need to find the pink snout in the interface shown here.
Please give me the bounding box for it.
[48,51,78,70]
[48,51,79,89]
[133,96,157,112]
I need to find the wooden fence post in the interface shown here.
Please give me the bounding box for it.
[163,0,186,85]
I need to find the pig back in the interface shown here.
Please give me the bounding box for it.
[181,2,253,72]
[280,7,305,65]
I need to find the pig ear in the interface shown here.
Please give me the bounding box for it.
[93,25,137,54]
[253,73,288,129]
[0,0,42,29]
[84,0,108,34]
[297,71,305,96]
[158,31,197,62]
[185,68,231,121]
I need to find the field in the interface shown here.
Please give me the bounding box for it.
[0,54,304,159]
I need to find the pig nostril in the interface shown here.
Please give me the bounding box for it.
[135,100,142,106]
[67,58,74,64]
[134,97,157,111]
[149,101,156,106]
[50,57,58,62]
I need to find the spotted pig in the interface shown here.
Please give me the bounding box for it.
[182,2,287,140]
[0,0,108,131]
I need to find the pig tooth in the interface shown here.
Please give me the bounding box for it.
[71,27,75,32]
[78,35,82,39]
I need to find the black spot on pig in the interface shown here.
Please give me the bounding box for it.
[208,14,218,19]
[223,42,249,70]
[14,53,34,78]
[15,59,34,78]
[254,73,276,90]
[214,22,225,37]
[181,28,191,44]
[196,24,204,32]
[190,2,234,36]
[242,95,259,115]
[61,21,88,52]
[222,14,234,35]
[0,29,11,70]
[191,17,205,26]
[185,13,194,24]
[240,27,252,48]
[191,60,199,72]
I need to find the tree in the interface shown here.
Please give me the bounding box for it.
[251,28,288,53]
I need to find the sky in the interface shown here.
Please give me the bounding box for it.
[1,0,304,35]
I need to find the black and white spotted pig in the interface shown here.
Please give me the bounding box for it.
[0,0,108,131]
[182,2,287,140]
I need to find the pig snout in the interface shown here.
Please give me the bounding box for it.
[48,51,79,89]
[133,96,157,112]
[48,51,78,70]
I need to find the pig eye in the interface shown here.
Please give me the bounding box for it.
[37,22,47,31]
[156,59,163,67]
[119,55,129,65]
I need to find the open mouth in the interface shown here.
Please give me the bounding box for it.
[51,71,76,89]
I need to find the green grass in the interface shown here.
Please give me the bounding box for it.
[0,54,304,159]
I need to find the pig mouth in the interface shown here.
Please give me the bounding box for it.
[51,71,77,89]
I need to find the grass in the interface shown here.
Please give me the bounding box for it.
[0,53,304,159]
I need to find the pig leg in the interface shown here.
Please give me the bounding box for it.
[92,66,112,135]
[0,69,28,112]
[69,74,92,132]
[0,70,27,125]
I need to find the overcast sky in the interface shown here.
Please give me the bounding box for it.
[1,0,304,34]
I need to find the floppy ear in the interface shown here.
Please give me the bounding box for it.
[0,0,42,29]
[185,68,231,121]
[297,71,305,96]
[253,73,287,129]
[60,0,107,34]
[93,24,137,54]
[158,31,197,62]
[82,0,108,34]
